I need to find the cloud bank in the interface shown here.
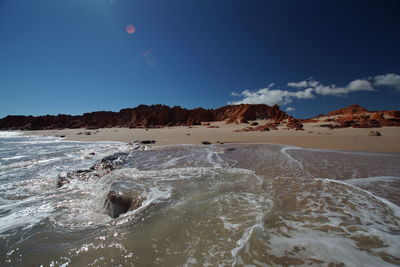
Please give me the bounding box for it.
[229,73,399,106]
[374,73,400,91]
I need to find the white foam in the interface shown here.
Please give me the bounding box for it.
[2,155,26,160]
[280,146,305,169]
[0,203,54,234]
[0,159,38,171]
[283,144,399,157]
[219,216,242,230]
[205,148,224,168]
[345,176,400,186]
[159,155,189,168]
[231,222,263,265]
[0,131,22,138]
[326,178,400,218]
[266,231,396,267]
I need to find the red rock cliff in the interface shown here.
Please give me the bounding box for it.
[0,104,289,130]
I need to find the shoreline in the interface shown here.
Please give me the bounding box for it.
[12,120,400,153]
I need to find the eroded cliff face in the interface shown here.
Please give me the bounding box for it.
[212,104,288,124]
[0,104,289,130]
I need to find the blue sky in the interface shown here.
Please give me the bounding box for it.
[0,0,399,118]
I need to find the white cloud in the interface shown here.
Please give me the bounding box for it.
[287,81,308,88]
[374,73,400,91]
[287,79,320,89]
[286,107,296,112]
[229,87,315,106]
[229,75,383,106]
[347,79,374,92]
[313,79,374,96]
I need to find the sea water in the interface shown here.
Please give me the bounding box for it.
[0,131,399,266]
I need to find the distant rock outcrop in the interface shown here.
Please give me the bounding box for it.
[327,104,368,116]
[212,104,287,124]
[0,104,290,130]
[305,104,400,129]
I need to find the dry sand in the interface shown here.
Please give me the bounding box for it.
[19,120,400,153]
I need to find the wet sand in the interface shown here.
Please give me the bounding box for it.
[20,121,400,153]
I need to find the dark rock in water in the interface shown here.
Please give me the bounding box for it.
[89,152,95,156]
[140,140,156,144]
[90,159,116,173]
[202,141,212,145]
[57,152,130,188]
[104,190,145,218]
[57,169,99,188]
[57,175,70,188]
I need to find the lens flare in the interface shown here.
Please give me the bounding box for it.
[126,24,136,34]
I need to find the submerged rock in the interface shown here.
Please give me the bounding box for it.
[103,190,145,218]
[57,169,96,187]
[57,152,130,188]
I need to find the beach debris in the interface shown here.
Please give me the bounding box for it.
[85,132,91,135]
[103,190,145,218]
[202,141,212,145]
[368,130,382,136]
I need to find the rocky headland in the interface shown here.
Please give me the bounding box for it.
[301,104,400,129]
[1,104,399,132]
[0,104,290,130]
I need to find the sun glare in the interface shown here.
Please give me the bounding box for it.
[126,24,136,34]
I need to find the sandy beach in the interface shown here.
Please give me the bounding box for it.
[20,120,400,153]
